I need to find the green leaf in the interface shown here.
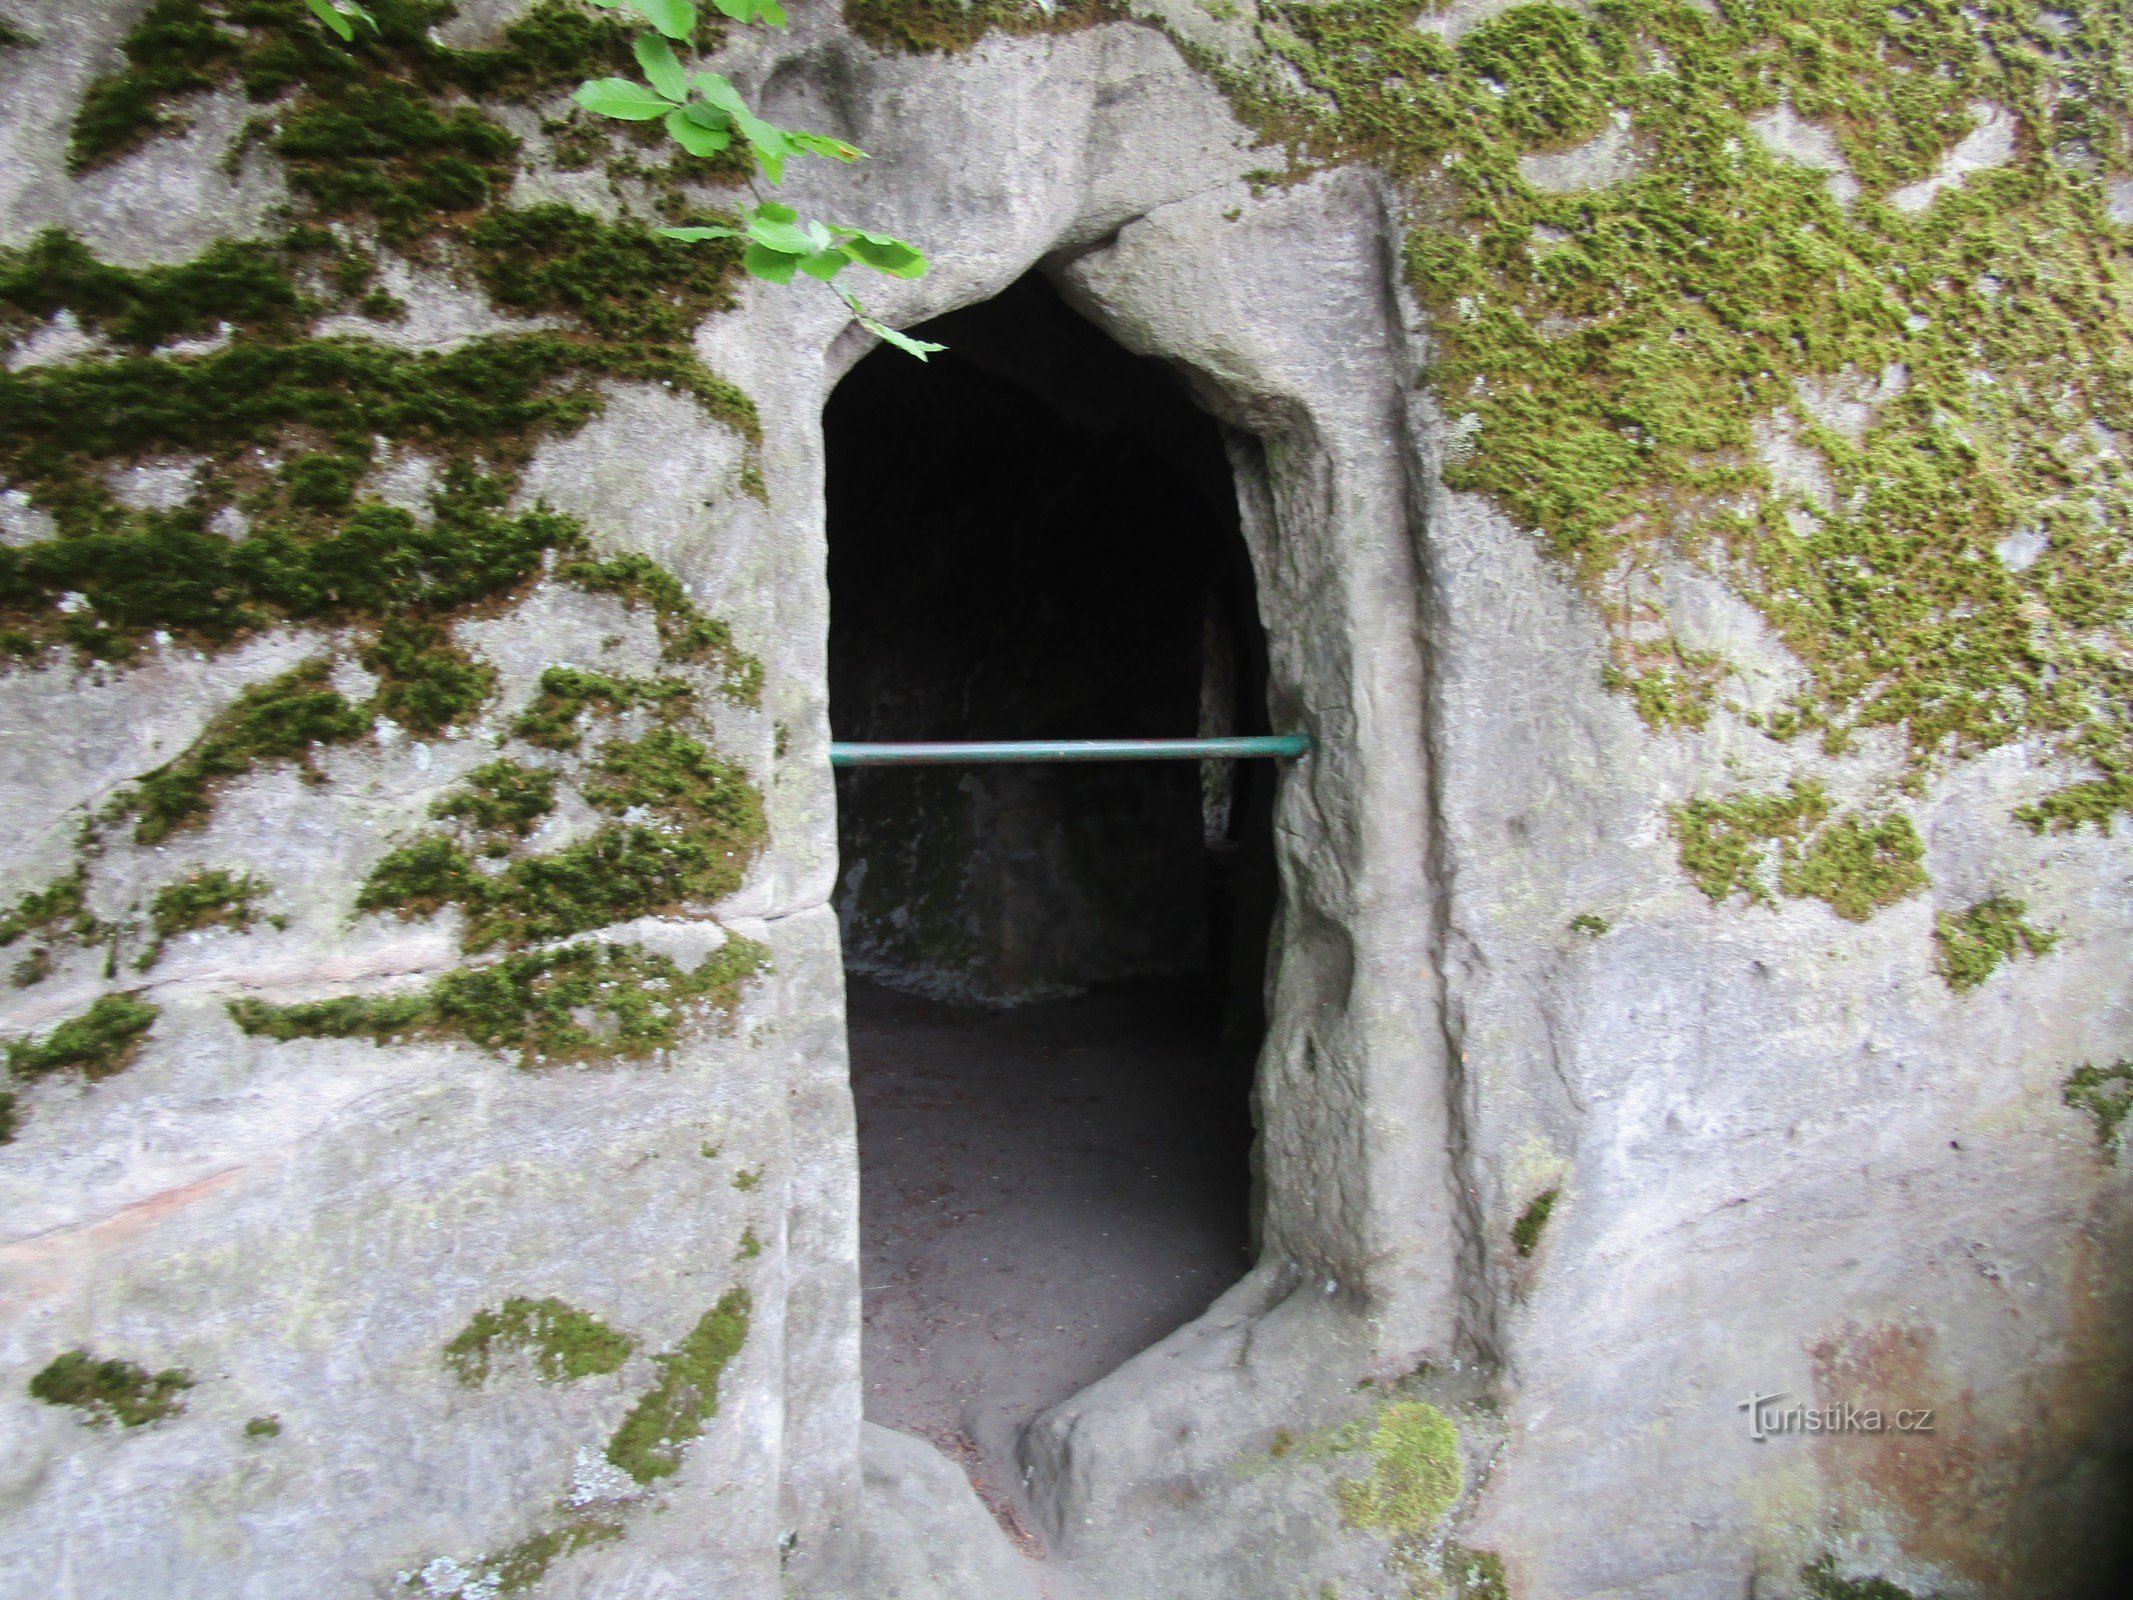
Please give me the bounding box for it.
[713,0,788,25]
[755,202,798,225]
[868,320,946,361]
[839,286,945,361]
[798,249,850,282]
[657,225,745,242]
[304,0,355,40]
[835,230,928,278]
[789,130,865,163]
[635,34,690,102]
[575,77,679,121]
[625,0,697,39]
[693,73,747,117]
[665,108,732,157]
[744,213,816,255]
[691,73,801,183]
[734,110,793,183]
[743,243,800,284]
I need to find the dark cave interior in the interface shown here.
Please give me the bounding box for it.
[825,272,1277,1510]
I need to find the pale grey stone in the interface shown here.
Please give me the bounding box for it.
[1519,110,1646,192]
[856,1423,1046,1600]
[1891,101,2018,214]
[1747,98,1862,206]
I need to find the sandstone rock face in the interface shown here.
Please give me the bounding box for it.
[1,6,2127,1600]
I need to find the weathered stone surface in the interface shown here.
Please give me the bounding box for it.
[2,5,2127,1599]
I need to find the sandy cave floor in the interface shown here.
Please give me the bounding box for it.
[849,976,1255,1544]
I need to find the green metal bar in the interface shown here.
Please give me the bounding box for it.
[829,733,1312,767]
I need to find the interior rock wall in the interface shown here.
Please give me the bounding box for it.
[823,280,1241,1004]
[1,4,2128,1600]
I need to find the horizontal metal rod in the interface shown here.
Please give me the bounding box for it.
[829,733,1312,767]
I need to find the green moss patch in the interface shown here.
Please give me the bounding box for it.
[512,665,693,751]
[603,1288,750,1485]
[2016,771,2133,837]
[0,1090,17,1145]
[402,1516,626,1598]
[361,616,494,734]
[467,203,742,351]
[444,1296,634,1387]
[1802,1557,1942,1600]
[1333,1400,1465,1536]
[361,726,765,950]
[2063,1059,2133,1159]
[0,871,100,949]
[1511,1187,1557,1257]
[1933,896,2058,991]
[1780,812,1929,923]
[432,759,557,844]
[560,553,764,701]
[844,0,1114,56]
[7,993,159,1082]
[150,867,263,940]
[1447,1545,1511,1600]
[228,935,766,1065]
[1178,1,2133,831]
[1674,780,1925,921]
[69,0,628,176]
[0,228,311,350]
[112,660,372,844]
[28,1349,192,1427]
[244,1414,282,1438]
[144,868,267,967]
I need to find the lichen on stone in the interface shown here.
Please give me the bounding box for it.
[603,1288,751,1485]
[27,1349,192,1427]
[443,1296,634,1387]
[1932,895,2058,991]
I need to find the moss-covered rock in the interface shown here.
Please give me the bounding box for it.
[6,993,160,1082]
[603,1288,750,1484]
[27,1349,192,1427]
[227,935,766,1065]
[444,1296,635,1386]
